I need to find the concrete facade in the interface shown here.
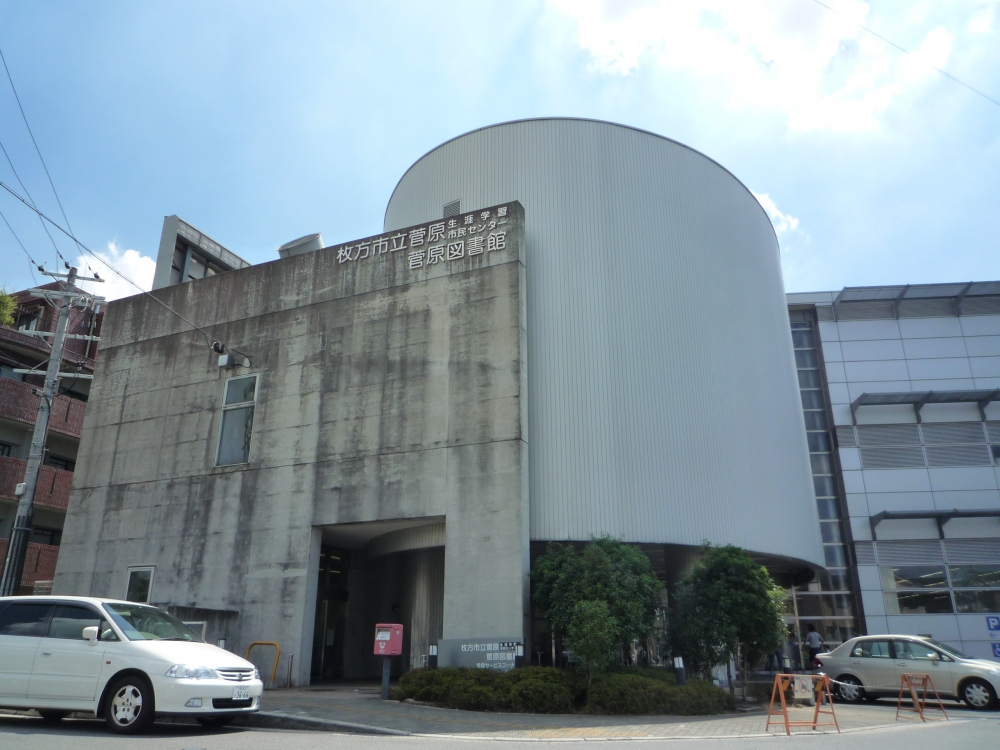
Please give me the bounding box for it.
[55,204,528,683]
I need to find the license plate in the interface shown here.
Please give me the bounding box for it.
[233,686,251,701]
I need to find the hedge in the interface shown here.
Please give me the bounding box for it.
[394,666,731,715]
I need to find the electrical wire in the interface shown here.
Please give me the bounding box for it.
[0,137,67,265]
[807,0,1000,109]
[0,206,41,287]
[0,177,250,360]
[0,45,82,254]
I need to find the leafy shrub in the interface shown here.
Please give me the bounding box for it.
[586,674,733,715]
[396,667,730,715]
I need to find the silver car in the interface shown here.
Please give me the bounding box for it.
[815,635,1000,710]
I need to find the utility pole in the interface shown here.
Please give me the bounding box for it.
[0,265,102,596]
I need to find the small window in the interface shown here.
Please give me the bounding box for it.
[30,526,62,546]
[949,565,1000,589]
[216,375,257,466]
[126,567,154,603]
[992,445,1000,463]
[850,639,890,658]
[44,454,76,472]
[880,566,947,590]
[47,605,102,640]
[0,441,13,457]
[0,602,51,636]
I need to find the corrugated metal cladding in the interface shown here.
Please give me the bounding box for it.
[384,118,824,568]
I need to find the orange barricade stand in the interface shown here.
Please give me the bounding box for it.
[895,673,948,723]
[765,674,840,736]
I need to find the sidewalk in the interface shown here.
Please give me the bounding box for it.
[247,683,973,739]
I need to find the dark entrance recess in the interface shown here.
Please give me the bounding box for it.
[312,546,351,682]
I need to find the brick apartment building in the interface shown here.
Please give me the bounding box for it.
[0,281,101,593]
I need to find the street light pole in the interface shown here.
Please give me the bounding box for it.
[1,266,99,596]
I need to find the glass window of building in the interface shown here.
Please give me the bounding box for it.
[216,375,257,466]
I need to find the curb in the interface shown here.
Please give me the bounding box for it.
[240,710,412,735]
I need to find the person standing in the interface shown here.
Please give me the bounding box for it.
[805,625,824,668]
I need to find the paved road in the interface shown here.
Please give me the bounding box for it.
[0,714,997,749]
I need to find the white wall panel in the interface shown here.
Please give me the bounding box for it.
[827,383,850,405]
[842,471,867,494]
[901,337,968,359]
[839,447,861,471]
[818,321,840,341]
[836,320,901,342]
[961,316,1000,336]
[905,358,973,380]
[862,469,931,493]
[932,489,1000,511]
[866,491,934,513]
[927,467,999,492]
[825,361,847,383]
[840,339,904,361]
[886,615,959,640]
[970,356,1000,377]
[964,336,1000,356]
[908,379,976,392]
[897,318,964,338]
[845,493,869,515]
[385,118,823,567]
[821,341,843,362]
[860,590,886,616]
[847,382,912,401]
[843,360,910,382]
[851,516,873,541]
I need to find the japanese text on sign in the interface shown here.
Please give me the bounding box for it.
[335,206,511,268]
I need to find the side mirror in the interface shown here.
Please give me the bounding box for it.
[82,625,99,644]
[928,651,939,662]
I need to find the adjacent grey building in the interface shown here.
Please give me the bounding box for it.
[54,119,827,683]
[787,286,1000,659]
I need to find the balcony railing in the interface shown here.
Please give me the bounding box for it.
[0,538,59,589]
[0,377,85,438]
[0,455,73,512]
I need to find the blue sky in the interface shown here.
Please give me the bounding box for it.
[1,0,998,300]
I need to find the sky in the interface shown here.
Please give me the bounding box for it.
[0,0,998,300]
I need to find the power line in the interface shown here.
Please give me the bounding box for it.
[0,207,41,286]
[0,177,249,359]
[0,137,67,265]
[0,45,81,243]
[807,0,1000,109]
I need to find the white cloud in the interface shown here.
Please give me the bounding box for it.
[75,242,156,302]
[548,0,968,132]
[752,191,799,236]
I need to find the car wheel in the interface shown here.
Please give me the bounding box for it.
[196,716,234,729]
[37,710,69,723]
[960,678,997,710]
[104,675,155,734]
[835,675,865,703]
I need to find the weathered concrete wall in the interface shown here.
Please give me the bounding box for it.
[54,204,528,683]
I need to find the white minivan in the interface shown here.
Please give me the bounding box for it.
[0,596,263,734]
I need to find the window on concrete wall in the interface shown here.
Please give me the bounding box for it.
[125,567,154,603]
[0,442,13,457]
[216,374,257,466]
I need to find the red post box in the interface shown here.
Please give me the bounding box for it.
[374,623,403,657]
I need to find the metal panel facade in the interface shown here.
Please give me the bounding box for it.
[385,118,824,568]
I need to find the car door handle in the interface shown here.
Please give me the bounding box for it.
[896,662,906,666]
[41,651,53,656]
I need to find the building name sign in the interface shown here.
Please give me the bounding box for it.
[438,637,522,672]
[332,204,513,271]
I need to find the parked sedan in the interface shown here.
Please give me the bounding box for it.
[0,596,263,733]
[815,634,1000,710]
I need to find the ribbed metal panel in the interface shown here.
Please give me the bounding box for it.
[960,296,1000,315]
[366,523,446,559]
[856,424,921,447]
[860,446,926,469]
[987,422,1000,443]
[384,118,824,568]
[835,426,857,448]
[896,298,956,318]
[854,542,876,565]
[835,301,895,320]
[815,306,835,321]
[920,422,986,445]
[943,539,1000,564]
[875,540,945,565]
[925,444,992,467]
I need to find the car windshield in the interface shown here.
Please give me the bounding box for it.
[102,603,204,642]
[920,638,971,660]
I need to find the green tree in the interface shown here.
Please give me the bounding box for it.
[670,545,785,701]
[532,537,663,662]
[567,600,618,688]
[0,291,15,327]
